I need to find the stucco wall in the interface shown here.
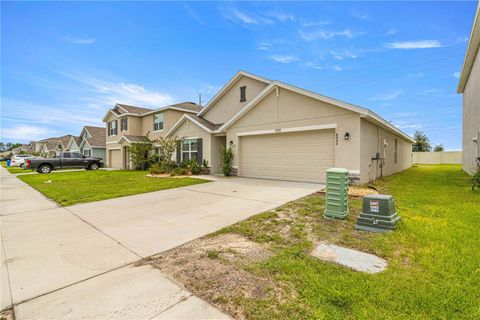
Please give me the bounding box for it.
[202,76,269,125]
[142,109,185,140]
[210,135,226,174]
[226,87,362,175]
[462,47,480,175]
[360,119,412,183]
[104,113,120,143]
[171,118,212,164]
[412,151,462,164]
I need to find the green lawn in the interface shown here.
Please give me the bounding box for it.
[1,161,30,174]
[167,165,479,319]
[18,170,209,206]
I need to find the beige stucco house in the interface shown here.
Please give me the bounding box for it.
[458,2,480,175]
[102,102,202,169]
[167,71,414,184]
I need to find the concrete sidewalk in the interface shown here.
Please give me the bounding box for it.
[0,167,230,319]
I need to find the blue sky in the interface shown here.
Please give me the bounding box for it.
[1,1,476,149]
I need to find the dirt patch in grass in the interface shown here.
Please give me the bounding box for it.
[145,195,378,319]
[146,234,297,319]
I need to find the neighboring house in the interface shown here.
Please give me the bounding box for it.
[65,136,82,152]
[78,126,106,159]
[457,2,480,175]
[166,71,414,184]
[28,141,43,154]
[11,144,29,155]
[102,102,201,169]
[38,135,73,157]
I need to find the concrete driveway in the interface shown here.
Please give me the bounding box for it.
[68,176,321,257]
[1,168,321,319]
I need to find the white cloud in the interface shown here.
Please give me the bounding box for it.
[350,9,369,20]
[0,125,57,141]
[393,122,422,130]
[184,4,204,25]
[453,72,461,79]
[417,88,437,95]
[299,29,362,41]
[370,90,403,101]
[300,18,330,27]
[269,55,300,64]
[306,62,344,72]
[267,11,295,22]
[385,40,443,49]
[329,50,359,60]
[222,7,272,25]
[62,35,95,45]
[332,65,343,72]
[407,73,424,78]
[386,29,398,35]
[256,41,272,51]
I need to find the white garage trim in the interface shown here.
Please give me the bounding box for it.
[108,147,122,150]
[237,124,337,137]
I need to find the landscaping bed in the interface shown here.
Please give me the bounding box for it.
[18,170,209,206]
[146,165,480,319]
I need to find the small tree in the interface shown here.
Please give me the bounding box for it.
[154,136,180,162]
[433,144,444,152]
[220,144,234,176]
[129,134,154,170]
[412,131,432,152]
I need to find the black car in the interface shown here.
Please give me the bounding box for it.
[26,151,104,173]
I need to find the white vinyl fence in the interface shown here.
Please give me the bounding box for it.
[412,151,462,164]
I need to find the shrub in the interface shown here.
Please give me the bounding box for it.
[171,167,188,176]
[220,145,234,176]
[129,133,154,170]
[181,159,202,175]
[472,169,480,191]
[149,162,166,175]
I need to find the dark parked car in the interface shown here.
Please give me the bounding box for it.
[26,151,104,173]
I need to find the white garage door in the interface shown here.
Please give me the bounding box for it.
[109,149,122,169]
[240,129,335,183]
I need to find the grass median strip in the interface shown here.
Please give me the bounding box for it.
[148,165,480,319]
[18,170,209,206]
[1,161,29,174]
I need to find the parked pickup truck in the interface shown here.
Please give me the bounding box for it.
[26,151,104,173]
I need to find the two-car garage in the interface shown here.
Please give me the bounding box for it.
[239,129,336,183]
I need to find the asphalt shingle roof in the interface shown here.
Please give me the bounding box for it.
[84,126,106,147]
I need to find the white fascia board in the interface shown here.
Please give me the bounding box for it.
[237,124,337,137]
[197,70,272,117]
[142,107,198,117]
[90,146,106,149]
[166,114,213,137]
[102,110,141,122]
[362,113,415,143]
[457,2,480,93]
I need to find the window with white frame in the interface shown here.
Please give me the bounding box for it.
[83,149,91,157]
[109,120,117,136]
[153,113,164,131]
[121,117,128,131]
[181,139,197,161]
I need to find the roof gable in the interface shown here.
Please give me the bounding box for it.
[197,71,271,119]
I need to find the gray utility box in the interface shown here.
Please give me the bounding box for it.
[355,194,400,233]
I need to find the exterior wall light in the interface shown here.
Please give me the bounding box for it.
[229,140,234,145]
[344,132,350,141]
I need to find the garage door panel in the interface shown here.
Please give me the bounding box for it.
[109,150,122,169]
[240,130,335,183]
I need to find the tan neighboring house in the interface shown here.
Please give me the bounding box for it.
[103,103,201,169]
[38,135,73,157]
[166,71,414,184]
[457,2,480,175]
[11,144,29,155]
[28,141,43,154]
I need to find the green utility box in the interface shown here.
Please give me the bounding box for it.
[355,194,401,232]
[324,168,349,219]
